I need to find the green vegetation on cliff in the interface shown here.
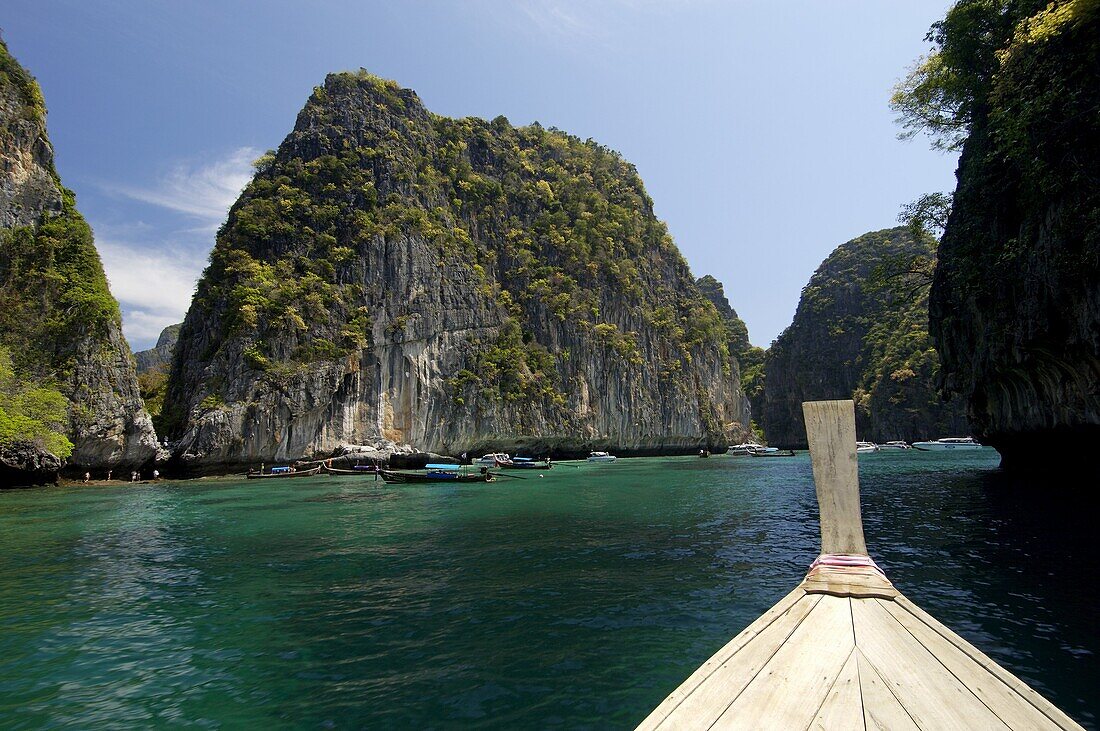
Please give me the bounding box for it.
[895,0,1100,463]
[0,345,72,458]
[696,275,765,428]
[164,71,741,445]
[1,40,122,431]
[0,194,121,379]
[1,38,156,472]
[763,228,967,447]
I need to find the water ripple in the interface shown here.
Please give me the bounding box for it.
[0,453,1096,728]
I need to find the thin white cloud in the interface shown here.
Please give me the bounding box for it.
[98,238,204,349]
[517,2,595,37]
[508,0,711,39]
[109,146,259,229]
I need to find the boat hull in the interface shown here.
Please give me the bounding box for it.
[379,470,493,484]
[246,466,321,479]
[322,464,381,476]
[912,442,983,451]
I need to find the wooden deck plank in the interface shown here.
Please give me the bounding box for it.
[803,400,866,555]
[857,651,920,730]
[890,595,1084,730]
[878,598,1073,730]
[643,593,822,730]
[636,587,812,730]
[710,596,856,730]
[852,598,1010,729]
[808,648,864,730]
[802,565,898,599]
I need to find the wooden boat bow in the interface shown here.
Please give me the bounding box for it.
[635,399,1082,730]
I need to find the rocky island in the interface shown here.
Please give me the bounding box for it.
[0,40,158,484]
[914,0,1100,472]
[762,227,968,448]
[160,72,751,473]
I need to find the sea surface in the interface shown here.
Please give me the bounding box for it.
[1,451,1096,729]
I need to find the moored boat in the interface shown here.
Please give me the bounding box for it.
[878,440,912,450]
[728,443,777,456]
[748,448,795,457]
[474,453,512,466]
[912,436,983,451]
[321,461,381,476]
[856,441,880,453]
[246,466,321,479]
[380,463,495,484]
[501,457,552,470]
[586,451,617,462]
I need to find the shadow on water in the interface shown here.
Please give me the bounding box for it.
[858,459,1099,728]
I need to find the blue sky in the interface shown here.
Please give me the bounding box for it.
[3,1,955,351]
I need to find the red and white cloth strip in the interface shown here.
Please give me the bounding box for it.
[808,553,887,578]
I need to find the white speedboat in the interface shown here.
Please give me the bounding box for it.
[912,437,983,451]
[728,443,777,456]
[856,441,880,453]
[879,441,912,450]
[586,451,617,462]
[474,453,512,466]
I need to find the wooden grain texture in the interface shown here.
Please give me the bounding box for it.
[802,400,867,555]
[891,595,1085,730]
[809,648,864,730]
[879,598,1077,729]
[802,564,898,599]
[858,650,920,730]
[636,587,810,729]
[711,596,855,729]
[852,598,1010,729]
[644,593,821,730]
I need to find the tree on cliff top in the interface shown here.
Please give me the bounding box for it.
[890,0,1045,150]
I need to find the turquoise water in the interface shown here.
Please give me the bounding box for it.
[1,452,1096,728]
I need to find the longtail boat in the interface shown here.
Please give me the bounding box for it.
[748,448,796,457]
[321,461,381,476]
[637,400,1083,730]
[500,457,552,470]
[245,466,321,480]
[379,463,495,484]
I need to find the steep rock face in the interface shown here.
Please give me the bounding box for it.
[0,441,61,486]
[0,40,158,475]
[135,323,180,374]
[162,72,749,470]
[696,275,765,429]
[764,228,967,448]
[930,3,1100,470]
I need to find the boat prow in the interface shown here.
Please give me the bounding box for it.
[636,401,1083,730]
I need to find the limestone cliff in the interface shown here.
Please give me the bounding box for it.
[134,323,181,436]
[763,228,967,448]
[135,323,180,374]
[929,1,1100,471]
[696,275,765,430]
[162,72,750,470]
[0,39,158,477]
